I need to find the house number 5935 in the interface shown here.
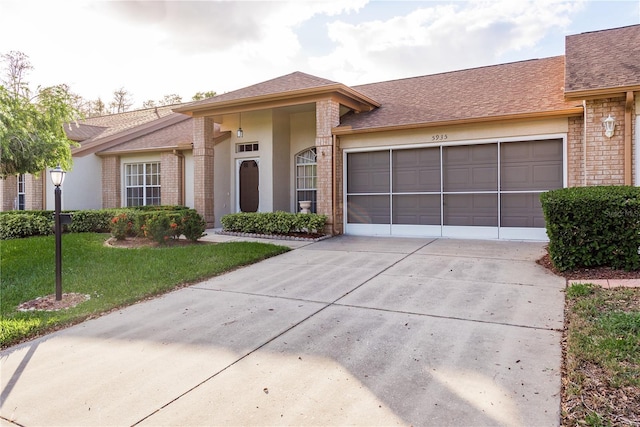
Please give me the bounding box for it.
[432,134,448,141]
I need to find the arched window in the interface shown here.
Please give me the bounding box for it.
[295,148,317,213]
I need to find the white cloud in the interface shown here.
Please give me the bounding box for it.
[309,0,585,85]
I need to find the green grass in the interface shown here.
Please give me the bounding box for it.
[563,283,640,425]
[0,233,289,348]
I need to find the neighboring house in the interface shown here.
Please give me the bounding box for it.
[2,25,639,241]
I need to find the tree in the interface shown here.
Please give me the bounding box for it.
[160,93,182,105]
[0,51,80,177]
[109,87,133,113]
[192,90,216,101]
[1,51,32,97]
[90,98,106,117]
[142,99,156,109]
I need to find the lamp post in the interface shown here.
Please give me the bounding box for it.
[50,165,66,301]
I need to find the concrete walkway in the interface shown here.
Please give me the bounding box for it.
[1,235,566,426]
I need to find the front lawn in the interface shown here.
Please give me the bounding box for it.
[563,283,640,426]
[0,233,289,348]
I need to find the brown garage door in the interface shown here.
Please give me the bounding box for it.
[345,138,563,240]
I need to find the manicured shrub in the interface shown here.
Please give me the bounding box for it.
[110,212,137,240]
[540,186,640,271]
[68,209,122,233]
[220,211,327,235]
[180,210,207,241]
[141,212,182,244]
[0,213,53,239]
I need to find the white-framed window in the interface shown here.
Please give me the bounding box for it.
[16,174,25,210]
[295,148,317,213]
[236,142,259,153]
[125,162,161,206]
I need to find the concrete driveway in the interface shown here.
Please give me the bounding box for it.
[1,236,565,426]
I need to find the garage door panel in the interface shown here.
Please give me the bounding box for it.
[444,145,497,192]
[532,163,563,189]
[393,148,440,192]
[347,195,390,224]
[501,194,545,228]
[392,195,440,225]
[347,152,390,193]
[444,194,498,226]
[501,140,563,191]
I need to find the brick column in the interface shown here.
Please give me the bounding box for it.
[193,116,215,226]
[161,151,182,206]
[0,175,18,211]
[102,155,121,208]
[315,99,340,234]
[25,173,44,210]
[584,97,626,186]
[567,115,584,187]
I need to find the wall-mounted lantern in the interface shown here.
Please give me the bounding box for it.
[603,114,616,138]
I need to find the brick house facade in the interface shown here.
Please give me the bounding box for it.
[2,25,638,241]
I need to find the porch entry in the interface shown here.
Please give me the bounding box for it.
[344,138,564,240]
[239,159,259,212]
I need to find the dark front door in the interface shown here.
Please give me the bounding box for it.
[239,160,259,212]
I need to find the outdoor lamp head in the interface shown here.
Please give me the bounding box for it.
[603,114,616,138]
[50,165,66,187]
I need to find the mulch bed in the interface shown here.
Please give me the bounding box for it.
[536,251,640,280]
[17,293,90,312]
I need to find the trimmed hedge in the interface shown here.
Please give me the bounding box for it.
[0,213,53,239]
[540,186,640,271]
[220,211,327,235]
[0,206,206,242]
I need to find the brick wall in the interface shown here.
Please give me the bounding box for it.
[161,151,182,205]
[193,117,215,226]
[102,155,121,208]
[0,175,18,211]
[583,97,626,185]
[25,173,44,210]
[315,98,340,234]
[0,175,17,211]
[567,115,584,186]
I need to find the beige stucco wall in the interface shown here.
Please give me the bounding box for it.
[184,152,195,208]
[272,110,291,212]
[212,140,230,227]
[339,118,570,150]
[289,111,316,212]
[49,155,103,210]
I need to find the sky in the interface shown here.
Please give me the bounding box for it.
[1,0,639,109]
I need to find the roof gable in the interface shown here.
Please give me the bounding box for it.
[174,71,379,116]
[565,24,640,98]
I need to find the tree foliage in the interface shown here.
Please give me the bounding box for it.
[109,87,133,113]
[192,90,216,101]
[0,51,80,177]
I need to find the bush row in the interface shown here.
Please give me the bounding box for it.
[110,209,206,243]
[0,206,205,242]
[540,186,640,271]
[220,211,327,235]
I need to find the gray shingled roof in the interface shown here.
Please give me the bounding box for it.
[339,56,578,131]
[181,71,340,109]
[565,24,640,95]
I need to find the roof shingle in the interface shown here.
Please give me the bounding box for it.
[565,24,640,95]
[340,56,578,131]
